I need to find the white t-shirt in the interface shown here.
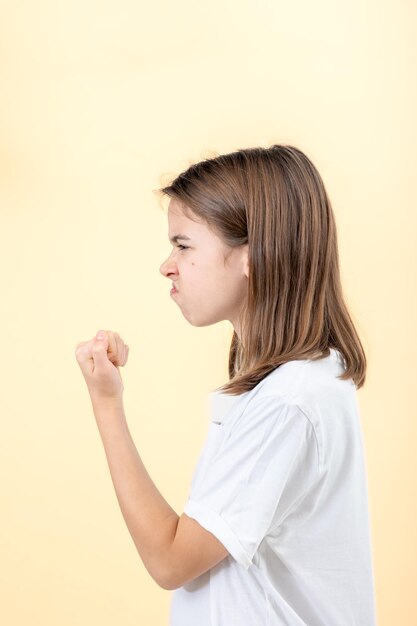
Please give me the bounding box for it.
[169,348,377,626]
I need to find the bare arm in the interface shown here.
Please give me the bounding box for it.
[77,331,229,590]
[91,398,229,590]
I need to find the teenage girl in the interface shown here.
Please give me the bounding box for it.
[75,144,377,625]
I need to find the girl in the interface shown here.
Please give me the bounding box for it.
[75,144,377,625]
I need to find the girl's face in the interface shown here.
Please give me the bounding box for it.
[159,198,249,333]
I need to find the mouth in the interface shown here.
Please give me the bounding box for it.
[170,286,178,295]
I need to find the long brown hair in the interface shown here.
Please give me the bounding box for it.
[156,144,367,395]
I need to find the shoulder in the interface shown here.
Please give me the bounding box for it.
[249,348,353,410]
[239,392,317,439]
[224,389,318,449]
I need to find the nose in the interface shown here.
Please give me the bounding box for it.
[159,251,178,278]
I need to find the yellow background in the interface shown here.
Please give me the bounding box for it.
[1,1,415,624]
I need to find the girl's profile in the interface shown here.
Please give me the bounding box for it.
[75,144,377,625]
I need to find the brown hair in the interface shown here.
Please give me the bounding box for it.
[156,144,367,395]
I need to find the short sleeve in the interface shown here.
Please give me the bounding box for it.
[183,395,319,570]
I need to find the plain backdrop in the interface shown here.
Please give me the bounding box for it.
[0,1,416,624]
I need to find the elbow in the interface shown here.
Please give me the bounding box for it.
[159,578,179,591]
[158,567,182,591]
[150,562,181,591]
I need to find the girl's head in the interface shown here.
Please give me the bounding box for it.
[159,197,249,332]
[157,144,367,395]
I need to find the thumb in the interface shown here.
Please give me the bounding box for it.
[91,330,110,368]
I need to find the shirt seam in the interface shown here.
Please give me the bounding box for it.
[243,393,322,473]
[293,401,322,474]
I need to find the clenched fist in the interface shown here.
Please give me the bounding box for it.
[75,330,129,404]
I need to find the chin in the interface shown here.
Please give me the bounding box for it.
[182,312,222,328]
[184,317,210,328]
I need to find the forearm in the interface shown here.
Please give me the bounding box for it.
[90,398,179,588]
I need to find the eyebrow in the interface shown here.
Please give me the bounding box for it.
[169,235,191,244]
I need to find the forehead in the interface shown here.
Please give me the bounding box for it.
[168,198,200,223]
[167,198,209,236]
[166,199,230,255]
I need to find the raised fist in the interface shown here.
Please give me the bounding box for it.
[75,330,129,403]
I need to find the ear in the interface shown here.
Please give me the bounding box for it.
[242,244,249,278]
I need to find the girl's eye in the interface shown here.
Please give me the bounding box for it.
[177,245,188,251]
